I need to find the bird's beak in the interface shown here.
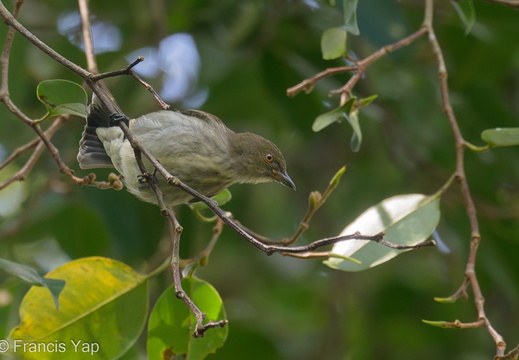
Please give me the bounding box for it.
[273,170,296,190]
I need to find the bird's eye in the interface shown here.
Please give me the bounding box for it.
[265,153,274,162]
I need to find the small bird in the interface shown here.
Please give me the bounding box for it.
[77,98,295,206]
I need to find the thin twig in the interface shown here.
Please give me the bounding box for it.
[1,96,120,190]
[0,2,91,80]
[78,0,97,73]
[0,116,66,190]
[439,319,486,329]
[476,0,519,9]
[329,27,428,97]
[287,27,427,101]
[0,0,22,95]
[128,69,170,110]
[495,345,519,360]
[245,167,345,247]
[286,166,345,245]
[180,218,225,268]
[0,116,64,171]
[92,57,170,109]
[286,66,357,97]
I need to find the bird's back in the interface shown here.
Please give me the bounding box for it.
[114,110,235,205]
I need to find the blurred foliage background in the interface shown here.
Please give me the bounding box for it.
[0,0,518,359]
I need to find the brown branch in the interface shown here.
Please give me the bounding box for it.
[424,0,506,356]
[280,251,331,259]
[496,345,519,360]
[329,27,428,97]
[440,319,486,329]
[1,96,121,190]
[0,2,91,80]
[128,69,170,110]
[0,116,66,190]
[0,137,38,170]
[286,66,357,97]
[285,0,512,356]
[0,0,23,96]
[476,0,519,9]
[0,117,64,171]
[92,57,170,110]
[287,26,427,103]
[180,218,225,268]
[78,0,97,73]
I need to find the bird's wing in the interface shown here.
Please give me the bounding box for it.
[131,109,229,135]
[178,109,225,126]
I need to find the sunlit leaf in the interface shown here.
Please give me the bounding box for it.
[451,0,476,35]
[343,0,360,35]
[0,258,65,310]
[9,257,147,360]
[312,97,355,132]
[324,194,440,272]
[147,276,227,360]
[36,79,88,121]
[481,127,519,148]
[321,27,347,60]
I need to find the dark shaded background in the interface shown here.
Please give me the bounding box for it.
[0,0,518,359]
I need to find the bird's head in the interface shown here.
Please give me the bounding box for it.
[229,132,296,190]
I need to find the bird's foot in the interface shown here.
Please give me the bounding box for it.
[137,172,159,189]
[109,112,130,127]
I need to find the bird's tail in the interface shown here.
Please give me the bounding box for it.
[77,95,116,169]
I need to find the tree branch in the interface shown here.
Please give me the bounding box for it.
[287,27,428,104]
[476,0,519,9]
[424,0,506,356]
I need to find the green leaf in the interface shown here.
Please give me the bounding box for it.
[481,127,519,148]
[147,277,228,360]
[321,27,347,60]
[343,0,360,35]
[36,79,88,121]
[347,111,362,152]
[422,319,450,328]
[190,189,232,221]
[0,258,65,310]
[312,97,355,132]
[451,0,476,35]
[8,257,148,360]
[357,94,378,108]
[434,296,458,304]
[329,165,347,189]
[324,193,440,272]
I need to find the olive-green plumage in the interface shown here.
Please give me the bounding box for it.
[77,99,295,206]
